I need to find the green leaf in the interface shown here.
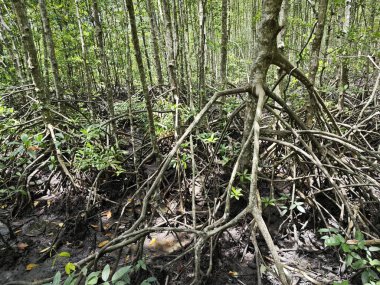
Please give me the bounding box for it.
[325,235,343,247]
[333,281,349,285]
[358,240,366,249]
[368,268,379,279]
[63,275,75,285]
[65,262,76,275]
[351,252,362,259]
[111,266,132,282]
[21,134,29,143]
[355,231,364,241]
[351,259,367,270]
[137,260,147,270]
[369,259,380,266]
[296,205,305,213]
[319,228,338,234]
[346,254,353,267]
[81,267,88,276]
[361,270,370,285]
[102,264,111,281]
[369,247,380,252]
[53,271,61,285]
[140,277,157,285]
[341,243,351,253]
[59,251,71,258]
[85,271,100,285]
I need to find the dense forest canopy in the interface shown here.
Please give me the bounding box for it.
[0,0,379,284]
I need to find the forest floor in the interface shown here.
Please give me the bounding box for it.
[0,168,351,284]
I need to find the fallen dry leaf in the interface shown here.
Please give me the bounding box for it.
[90,224,99,230]
[148,238,157,247]
[98,240,109,248]
[102,210,112,220]
[26,263,39,271]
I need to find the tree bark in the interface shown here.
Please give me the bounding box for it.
[122,0,135,95]
[220,0,229,88]
[309,0,329,85]
[74,0,93,104]
[146,0,164,86]
[12,0,51,124]
[197,0,207,108]
[92,0,115,134]
[125,0,159,155]
[242,1,290,282]
[306,0,329,125]
[337,0,351,112]
[39,0,64,112]
[161,0,181,138]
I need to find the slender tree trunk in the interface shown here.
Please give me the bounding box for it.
[12,0,51,124]
[92,0,115,134]
[182,0,194,110]
[75,0,93,104]
[220,0,229,89]
[309,0,329,85]
[122,0,135,95]
[274,0,289,116]
[162,0,181,138]
[0,14,24,84]
[41,21,50,89]
[39,0,64,112]
[305,0,329,126]
[338,0,351,112]
[363,0,377,99]
[126,0,158,155]
[146,0,164,86]
[319,4,333,89]
[197,0,207,108]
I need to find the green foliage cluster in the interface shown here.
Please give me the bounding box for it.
[46,260,156,285]
[74,125,126,175]
[320,228,380,285]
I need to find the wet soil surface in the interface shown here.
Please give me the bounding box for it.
[0,191,344,285]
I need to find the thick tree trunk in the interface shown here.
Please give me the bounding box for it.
[241,1,290,282]
[12,0,51,124]
[275,0,289,99]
